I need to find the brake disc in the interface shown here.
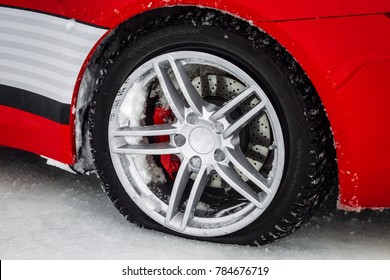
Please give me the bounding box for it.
[191,74,271,188]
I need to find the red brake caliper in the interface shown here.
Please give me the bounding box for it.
[153,106,181,180]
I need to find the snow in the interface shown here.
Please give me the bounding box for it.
[1,147,390,259]
[73,68,95,173]
[118,81,147,129]
[117,80,166,185]
[65,19,76,32]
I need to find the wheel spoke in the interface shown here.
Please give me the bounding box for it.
[111,124,178,137]
[168,57,208,116]
[112,143,179,155]
[153,60,187,122]
[180,166,209,230]
[223,99,266,137]
[214,163,263,208]
[210,86,256,121]
[165,159,191,228]
[225,148,272,195]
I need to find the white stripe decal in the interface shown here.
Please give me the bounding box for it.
[0,34,89,60]
[0,7,105,36]
[0,61,73,86]
[1,53,77,76]
[0,72,74,104]
[0,20,101,48]
[0,27,91,52]
[0,46,81,72]
[0,7,107,105]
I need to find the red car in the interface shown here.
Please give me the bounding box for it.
[1,0,389,245]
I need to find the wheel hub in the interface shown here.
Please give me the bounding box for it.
[172,113,232,170]
[189,127,215,154]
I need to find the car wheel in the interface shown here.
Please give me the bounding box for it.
[89,9,336,245]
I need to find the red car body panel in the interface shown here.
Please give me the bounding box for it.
[260,16,390,209]
[0,105,74,162]
[2,0,390,26]
[0,0,390,209]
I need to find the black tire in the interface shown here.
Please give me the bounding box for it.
[89,8,337,245]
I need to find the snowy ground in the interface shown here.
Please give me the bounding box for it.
[1,147,390,260]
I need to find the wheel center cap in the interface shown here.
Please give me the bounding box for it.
[189,127,215,154]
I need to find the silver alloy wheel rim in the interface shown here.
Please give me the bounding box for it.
[108,51,285,237]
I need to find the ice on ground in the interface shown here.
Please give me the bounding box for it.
[1,147,390,260]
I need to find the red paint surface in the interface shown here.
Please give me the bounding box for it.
[0,106,74,163]
[335,62,390,208]
[1,1,390,207]
[259,15,390,208]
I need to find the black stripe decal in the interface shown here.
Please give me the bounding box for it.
[0,84,70,124]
